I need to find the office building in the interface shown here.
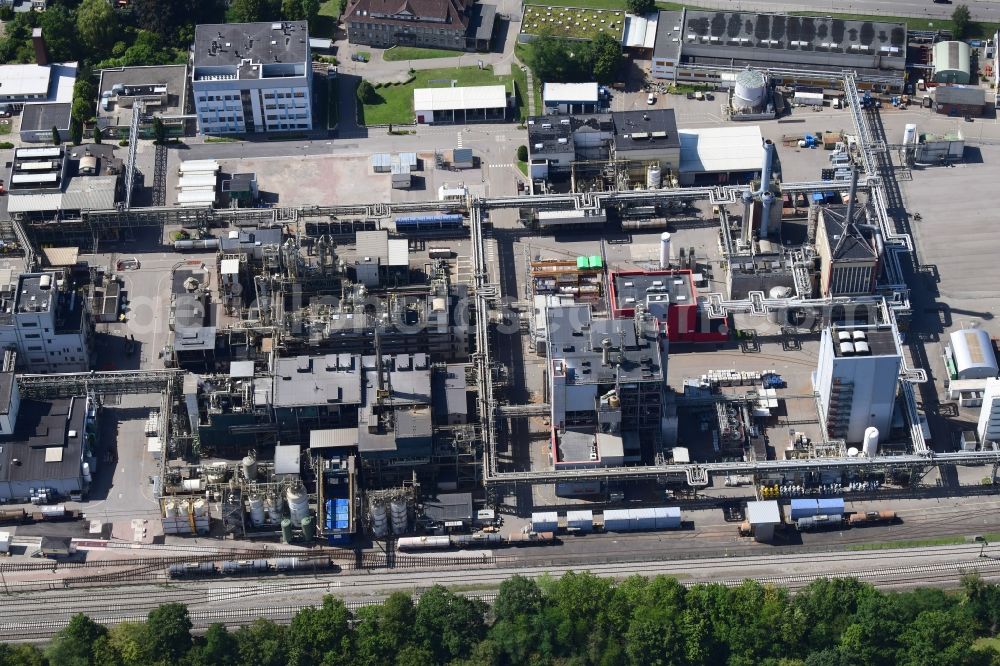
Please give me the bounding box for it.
[814,324,901,443]
[345,0,496,52]
[192,22,312,135]
[97,65,190,139]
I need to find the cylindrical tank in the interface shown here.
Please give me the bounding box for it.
[390,499,408,535]
[733,68,767,112]
[179,499,191,515]
[249,496,265,527]
[659,232,671,268]
[767,286,793,324]
[847,447,860,457]
[370,499,388,538]
[281,518,294,544]
[205,462,228,483]
[646,164,662,189]
[286,487,310,526]
[862,427,879,457]
[264,497,277,524]
[163,501,177,518]
[193,499,207,517]
[181,478,205,492]
[242,455,257,480]
[301,515,316,541]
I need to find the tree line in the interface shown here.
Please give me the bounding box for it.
[3,573,1000,665]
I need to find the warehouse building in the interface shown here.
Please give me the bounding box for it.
[933,41,971,85]
[19,102,72,144]
[933,85,985,118]
[192,22,312,135]
[651,9,906,91]
[948,328,998,380]
[611,109,680,175]
[414,85,508,124]
[677,125,764,185]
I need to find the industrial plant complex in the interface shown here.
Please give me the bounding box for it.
[0,2,998,636]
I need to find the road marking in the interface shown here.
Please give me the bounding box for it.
[490,163,515,169]
[456,131,464,149]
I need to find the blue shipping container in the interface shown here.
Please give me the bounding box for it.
[790,499,819,519]
[816,498,845,515]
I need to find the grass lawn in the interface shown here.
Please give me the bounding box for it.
[315,0,341,38]
[0,120,10,135]
[517,160,527,176]
[359,66,525,126]
[522,4,625,39]
[975,637,1000,652]
[514,43,545,115]
[846,533,1000,551]
[384,46,461,62]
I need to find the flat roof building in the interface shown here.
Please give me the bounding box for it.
[543,82,600,115]
[678,125,764,185]
[97,65,190,139]
[414,84,508,124]
[933,41,971,85]
[192,22,312,135]
[19,102,72,144]
[0,62,76,108]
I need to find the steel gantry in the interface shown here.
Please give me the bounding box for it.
[16,370,182,399]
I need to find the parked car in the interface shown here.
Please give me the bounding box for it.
[647,93,655,105]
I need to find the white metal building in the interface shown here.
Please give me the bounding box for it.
[414,85,507,124]
[678,125,763,185]
[950,328,999,380]
[977,377,1000,444]
[745,500,781,542]
[814,324,902,444]
[543,82,599,115]
[176,160,219,208]
[191,22,312,135]
[0,62,76,109]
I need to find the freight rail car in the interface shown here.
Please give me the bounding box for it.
[167,557,338,578]
[396,531,555,551]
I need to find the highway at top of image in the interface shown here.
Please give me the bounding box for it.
[2,541,999,641]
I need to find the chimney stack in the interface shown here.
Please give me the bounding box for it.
[32,28,48,66]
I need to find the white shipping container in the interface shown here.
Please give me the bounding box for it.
[603,509,631,531]
[653,506,682,529]
[630,508,657,530]
[0,531,9,553]
[566,510,594,531]
[531,511,559,532]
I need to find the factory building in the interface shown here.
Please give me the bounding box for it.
[191,22,312,135]
[932,41,972,85]
[608,269,728,342]
[677,125,764,185]
[19,102,72,144]
[651,9,906,91]
[815,201,881,297]
[932,85,985,118]
[814,324,902,444]
[545,303,666,476]
[948,328,999,380]
[0,368,95,502]
[414,85,508,124]
[977,378,1000,445]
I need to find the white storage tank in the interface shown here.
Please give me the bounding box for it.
[242,455,257,480]
[659,232,671,269]
[193,499,207,517]
[733,68,767,112]
[163,501,178,518]
[370,499,388,537]
[767,286,793,324]
[390,499,408,535]
[646,164,662,189]
[181,478,205,492]
[286,487,310,526]
[862,427,879,457]
[249,496,265,527]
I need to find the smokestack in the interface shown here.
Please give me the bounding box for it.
[601,338,611,366]
[32,28,48,66]
[659,232,671,269]
[845,166,859,227]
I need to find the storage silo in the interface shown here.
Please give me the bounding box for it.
[248,496,265,527]
[862,427,879,457]
[370,499,389,537]
[390,498,408,535]
[733,68,767,113]
[767,286,793,325]
[286,487,310,526]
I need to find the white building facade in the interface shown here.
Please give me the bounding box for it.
[192,22,312,135]
[978,378,1000,444]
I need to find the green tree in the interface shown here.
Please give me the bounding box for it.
[52,126,62,145]
[591,33,622,85]
[952,4,972,40]
[901,610,976,666]
[146,603,192,665]
[516,144,528,162]
[76,0,118,55]
[625,0,655,15]
[71,120,84,146]
[282,0,303,19]
[235,618,288,666]
[45,613,108,666]
[231,0,280,23]
[357,80,378,104]
[0,643,46,666]
[301,0,320,26]
[339,0,349,17]
[102,622,152,666]
[186,623,238,666]
[286,595,353,666]
[38,6,78,63]
[414,586,488,663]
[489,576,547,664]
[356,592,416,666]
[527,34,576,83]
[153,116,167,145]
[132,0,195,37]
[93,127,102,144]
